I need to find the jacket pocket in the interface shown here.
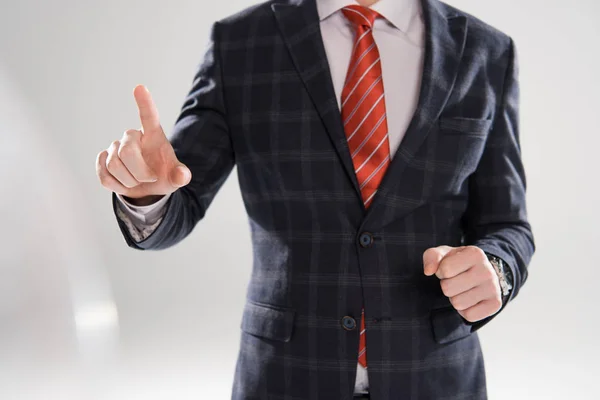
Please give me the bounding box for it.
[241,300,296,342]
[438,117,492,135]
[430,306,472,344]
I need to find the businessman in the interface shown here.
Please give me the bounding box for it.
[95,0,535,398]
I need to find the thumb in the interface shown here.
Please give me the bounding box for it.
[423,246,456,276]
[169,164,192,188]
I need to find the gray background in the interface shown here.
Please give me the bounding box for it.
[0,0,598,398]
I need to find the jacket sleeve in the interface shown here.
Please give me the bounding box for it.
[462,37,535,328]
[113,22,235,250]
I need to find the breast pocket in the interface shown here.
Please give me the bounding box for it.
[434,117,491,180]
[438,117,492,136]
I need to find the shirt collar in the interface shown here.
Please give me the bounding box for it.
[316,0,420,33]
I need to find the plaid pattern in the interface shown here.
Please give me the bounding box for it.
[112,0,535,398]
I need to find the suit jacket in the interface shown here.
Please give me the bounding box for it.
[113,0,535,398]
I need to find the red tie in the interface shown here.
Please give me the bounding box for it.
[341,5,391,369]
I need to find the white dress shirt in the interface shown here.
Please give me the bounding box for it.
[116,0,424,394]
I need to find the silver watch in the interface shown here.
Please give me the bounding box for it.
[487,254,512,298]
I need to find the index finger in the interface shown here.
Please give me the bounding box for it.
[133,85,161,133]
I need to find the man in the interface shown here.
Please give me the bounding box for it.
[95,0,535,398]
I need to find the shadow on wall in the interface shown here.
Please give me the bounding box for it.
[0,66,119,399]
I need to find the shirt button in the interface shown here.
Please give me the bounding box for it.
[342,316,357,331]
[358,232,374,248]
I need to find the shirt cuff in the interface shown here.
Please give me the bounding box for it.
[115,193,171,225]
[114,193,171,243]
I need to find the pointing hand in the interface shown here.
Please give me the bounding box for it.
[96,85,191,202]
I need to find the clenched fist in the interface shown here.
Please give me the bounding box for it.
[96,85,191,204]
[423,246,502,323]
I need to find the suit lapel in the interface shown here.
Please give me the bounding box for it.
[272,0,468,215]
[272,0,364,204]
[364,0,468,218]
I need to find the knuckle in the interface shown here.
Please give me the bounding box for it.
[488,275,500,288]
[484,267,496,281]
[432,247,444,256]
[493,282,502,296]
[95,151,106,167]
[440,280,452,296]
[423,247,435,259]
[492,297,502,310]
[449,296,461,309]
[463,309,476,323]
[467,245,482,254]
[466,245,485,259]
[485,283,498,299]
[105,156,118,172]
[438,265,451,278]
[123,129,141,142]
[124,128,139,136]
[117,143,136,159]
[98,172,110,186]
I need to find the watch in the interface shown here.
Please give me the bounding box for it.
[486,253,513,300]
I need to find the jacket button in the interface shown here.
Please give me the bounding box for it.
[358,232,374,248]
[342,316,357,331]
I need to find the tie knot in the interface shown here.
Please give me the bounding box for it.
[342,5,380,29]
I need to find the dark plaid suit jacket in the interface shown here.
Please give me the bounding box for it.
[113,0,535,398]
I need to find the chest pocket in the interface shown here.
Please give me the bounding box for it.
[438,117,492,136]
[427,117,492,191]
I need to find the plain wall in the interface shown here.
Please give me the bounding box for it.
[0,0,598,398]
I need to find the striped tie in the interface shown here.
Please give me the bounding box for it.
[341,5,390,369]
